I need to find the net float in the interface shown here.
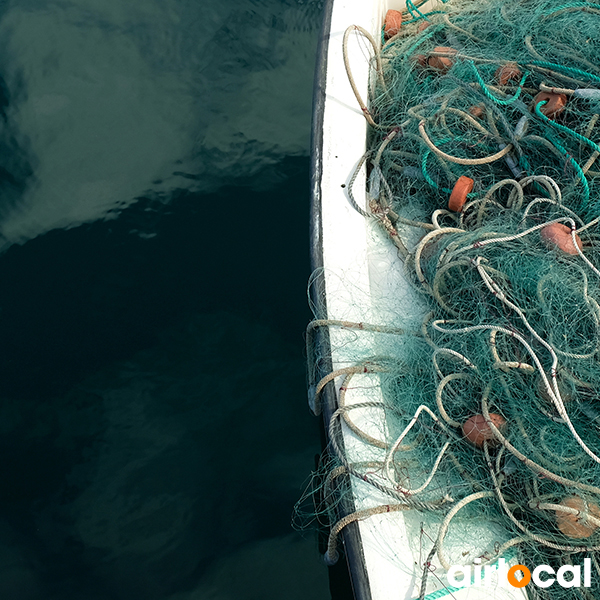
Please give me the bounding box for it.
[495,63,522,86]
[448,176,474,212]
[533,91,567,119]
[469,105,485,119]
[556,496,600,539]
[540,223,582,255]
[384,10,402,40]
[314,2,600,595]
[462,413,506,447]
[412,54,428,67]
[428,47,456,72]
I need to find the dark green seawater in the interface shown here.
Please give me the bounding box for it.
[0,1,330,598]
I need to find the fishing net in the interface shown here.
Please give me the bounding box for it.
[300,1,600,598]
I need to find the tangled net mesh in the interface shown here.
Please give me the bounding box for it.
[298,0,600,598]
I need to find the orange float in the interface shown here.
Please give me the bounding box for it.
[462,413,506,447]
[384,10,402,40]
[412,54,428,67]
[533,91,567,119]
[469,105,485,119]
[448,176,474,212]
[495,63,522,86]
[428,47,456,73]
[540,223,582,255]
[556,496,600,539]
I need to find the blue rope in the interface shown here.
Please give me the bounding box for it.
[406,0,427,21]
[529,61,600,84]
[422,150,453,193]
[527,120,591,206]
[421,150,476,198]
[403,10,447,25]
[550,135,590,206]
[402,23,444,60]
[468,62,529,106]
[534,101,600,154]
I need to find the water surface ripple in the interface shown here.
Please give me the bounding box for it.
[0,0,329,598]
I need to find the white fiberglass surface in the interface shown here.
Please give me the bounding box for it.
[318,1,527,598]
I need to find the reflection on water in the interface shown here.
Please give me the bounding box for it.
[0,0,321,249]
[0,0,329,598]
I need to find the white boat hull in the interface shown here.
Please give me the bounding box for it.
[309,2,529,599]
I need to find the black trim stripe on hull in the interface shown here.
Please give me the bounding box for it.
[309,2,373,599]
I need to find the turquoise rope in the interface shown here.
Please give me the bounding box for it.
[403,11,447,25]
[402,23,444,60]
[520,131,590,204]
[421,150,476,198]
[406,0,427,21]
[422,150,453,193]
[534,101,600,154]
[468,62,529,106]
[528,124,591,206]
[519,152,533,176]
[549,135,590,205]
[529,61,600,84]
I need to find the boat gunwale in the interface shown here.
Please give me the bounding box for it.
[309,0,374,598]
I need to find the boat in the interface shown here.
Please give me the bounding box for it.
[308,0,600,598]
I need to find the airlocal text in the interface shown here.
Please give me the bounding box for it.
[447,558,592,589]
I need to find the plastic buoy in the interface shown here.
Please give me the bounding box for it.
[533,91,567,119]
[540,223,582,255]
[556,496,600,539]
[417,21,431,32]
[495,63,522,86]
[384,10,402,40]
[428,47,456,72]
[412,54,428,67]
[469,105,485,119]
[462,413,506,447]
[448,176,474,212]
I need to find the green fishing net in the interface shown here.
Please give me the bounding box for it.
[300,1,600,598]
